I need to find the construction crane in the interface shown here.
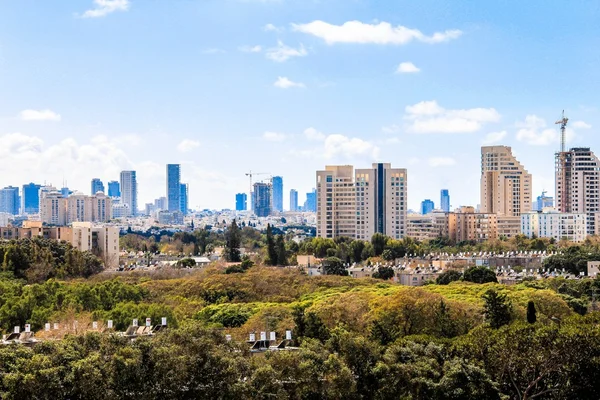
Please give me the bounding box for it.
[245,171,270,195]
[555,110,569,153]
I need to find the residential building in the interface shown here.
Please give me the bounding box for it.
[534,191,554,211]
[67,192,93,224]
[521,210,587,242]
[40,190,68,225]
[91,178,104,195]
[304,189,317,212]
[0,186,19,215]
[316,166,355,239]
[179,183,188,215]
[120,171,137,217]
[421,199,434,215]
[497,215,521,239]
[0,213,10,228]
[166,164,181,212]
[22,183,41,214]
[440,189,450,212]
[272,176,283,212]
[354,163,407,240]
[235,193,247,211]
[71,222,120,268]
[107,180,120,198]
[454,206,498,243]
[253,182,272,217]
[111,202,130,219]
[92,192,112,222]
[480,145,532,217]
[290,189,298,212]
[158,210,184,225]
[154,196,167,211]
[556,147,600,235]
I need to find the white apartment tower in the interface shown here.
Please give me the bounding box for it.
[556,147,600,235]
[120,170,137,217]
[481,146,532,217]
[316,166,356,239]
[355,163,407,240]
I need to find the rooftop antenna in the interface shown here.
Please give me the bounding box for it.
[555,110,569,153]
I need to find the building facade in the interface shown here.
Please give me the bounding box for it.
[120,171,137,217]
[440,189,450,212]
[290,189,298,212]
[316,165,356,239]
[253,182,272,217]
[107,180,120,198]
[40,190,68,225]
[0,186,19,215]
[480,145,532,217]
[304,189,317,212]
[166,164,181,212]
[272,176,283,213]
[22,183,41,214]
[235,193,247,211]
[521,210,587,242]
[179,183,188,215]
[91,178,104,195]
[421,199,434,215]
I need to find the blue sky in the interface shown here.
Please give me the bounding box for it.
[1,0,599,211]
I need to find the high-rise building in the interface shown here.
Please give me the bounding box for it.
[179,183,188,215]
[154,197,167,211]
[235,193,247,211]
[421,199,435,215]
[91,178,105,195]
[317,166,355,238]
[108,181,120,198]
[92,192,112,222]
[304,189,317,212]
[272,176,283,212]
[253,182,272,217]
[67,192,93,224]
[40,190,67,225]
[440,189,450,212]
[290,189,298,212]
[556,147,600,235]
[167,164,181,212]
[480,145,532,217]
[22,183,41,214]
[355,163,408,240]
[534,191,554,211]
[0,187,19,215]
[120,171,137,217]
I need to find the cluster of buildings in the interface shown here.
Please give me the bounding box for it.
[316,144,600,243]
[235,176,317,216]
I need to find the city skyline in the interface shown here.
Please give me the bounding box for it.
[1,1,600,210]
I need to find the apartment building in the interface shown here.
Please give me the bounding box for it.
[316,165,356,239]
[481,146,532,217]
[522,210,587,242]
[454,207,498,243]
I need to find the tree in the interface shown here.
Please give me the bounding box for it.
[276,235,287,266]
[266,224,278,266]
[483,289,512,329]
[464,266,498,284]
[322,257,347,276]
[224,219,242,262]
[436,270,463,285]
[371,233,388,257]
[527,300,537,324]
[373,266,394,280]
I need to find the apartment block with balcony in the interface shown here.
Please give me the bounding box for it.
[522,210,587,242]
[316,166,356,239]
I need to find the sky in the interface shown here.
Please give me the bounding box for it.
[1,0,600,212]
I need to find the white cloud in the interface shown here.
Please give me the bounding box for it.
[515,115,575,146]
[428,157,456,167]
[239,45,262,53]
[266,41,307,62]
[396,62,420,73]
[202,48,226,54]
[274,76,306,89]
[264,24,283,32]
[177,139,201,153]
[381,124,400,134]
[304,127,325,141]
[19,109,62,122]
[482,130,508,145]
[324,134,379,160]
[572,120,592,129]
[404,100,500,134]
[292,20,462,45]
[80,0,130,18]
[262,131,286,142]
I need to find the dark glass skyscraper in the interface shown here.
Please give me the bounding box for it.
[166,164,181,212]
[22,183,41,214]
[290,189,298,212]
[91,178,105,195]
[0,186,19,215]
[271,176,283,212]
[421,199,435,215]
[179,183,188,215]
[108,181,120,198]
[304,189,317,212]
[440,189,450,212]
[253,182,272,217]
[236,193,247,211]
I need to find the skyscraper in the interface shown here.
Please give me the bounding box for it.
[179,183,188,215]
[534,191,554,211]
[556,147,600,235]
[421,199,435,215]
[236,193,247,211]
[108,181,120,198]
[272,176,283,212]
[253,182,272,217]
[120,171,137,217]
[22,183,41,214]
[290,189,298,211]
[440,189,450,212]
[166,164,181,212]
[0,187,19,215]
[480,145,532,217]
[354,163,408,240]
[91,178,105,195]
[317,166,355,238]
[304,189,317,212]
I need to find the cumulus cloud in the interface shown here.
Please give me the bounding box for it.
[274,76,305,89]
[404,100,500,134]
[202,48,226,54]
[262,131,286,142]
[80,0,129,18]
[304,127,325,141]
[323,134,379,160]
[572,120,592,129]
[19,109,62,122]
[515,115,575,146]
[266,41,307,62]
[396,62,420,73]
[239,45,262,53]
[264,23,283,32]
[428,157,456,167]
[482,130,508,145]
[177,139,201,153]
[292,20,462,45]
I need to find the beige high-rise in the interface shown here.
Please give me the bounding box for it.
[316,166,356,239]
[480,146,532,217]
